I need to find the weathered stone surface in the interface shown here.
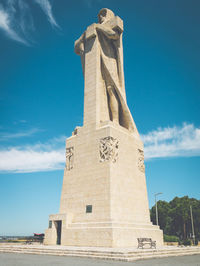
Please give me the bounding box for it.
[44,8,163,248]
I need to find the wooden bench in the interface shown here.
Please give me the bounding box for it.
[137,238,156,249]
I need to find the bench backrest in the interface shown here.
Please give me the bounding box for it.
[137,238,152,242]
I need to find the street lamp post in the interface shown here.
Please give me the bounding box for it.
[154,192,163,226]
[190,205,195,245]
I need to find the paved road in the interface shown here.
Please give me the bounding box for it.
[0,253,200,266]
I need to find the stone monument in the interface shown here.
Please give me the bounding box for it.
[44,8,163,247]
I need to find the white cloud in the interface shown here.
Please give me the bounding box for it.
[0,8,28,44]
[0,136,66,173]
[0,148,65,173]
[142,123,200,160]
[0,0,59,45]
[0,128,41,140]
[35,0,59,28]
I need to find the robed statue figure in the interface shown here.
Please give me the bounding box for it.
[75,8,136,133]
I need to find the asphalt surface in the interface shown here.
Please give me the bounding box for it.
[0,253,200,266]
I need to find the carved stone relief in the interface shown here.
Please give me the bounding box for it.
[99,136,119,163]
[66,147,74,170]
[138,149,145,173]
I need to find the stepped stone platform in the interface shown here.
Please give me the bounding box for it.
[0,244,200,262]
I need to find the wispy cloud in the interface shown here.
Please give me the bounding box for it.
[142,123,200,160]
[0,128,41,141]
[0,136,66,173]
[19,120,27,124]
[83,0,103,8]
[0,0,59,45]
[13,120,27,125]
[0,8,28,44]
[35,0,59,28]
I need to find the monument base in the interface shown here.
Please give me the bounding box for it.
[44,218,163,247]
[44,122,163,248]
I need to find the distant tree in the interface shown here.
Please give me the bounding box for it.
[150,201,171,232]
[150,196,200,241]
[169,196,191,239]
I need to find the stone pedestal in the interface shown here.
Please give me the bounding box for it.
[44,121,163,247]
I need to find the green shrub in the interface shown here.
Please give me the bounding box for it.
[164,234,179,242]
[179,239,192,246]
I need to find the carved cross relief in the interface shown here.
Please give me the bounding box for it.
[99,136,119,163]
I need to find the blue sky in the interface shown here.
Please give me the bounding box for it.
[0,0,200,236]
